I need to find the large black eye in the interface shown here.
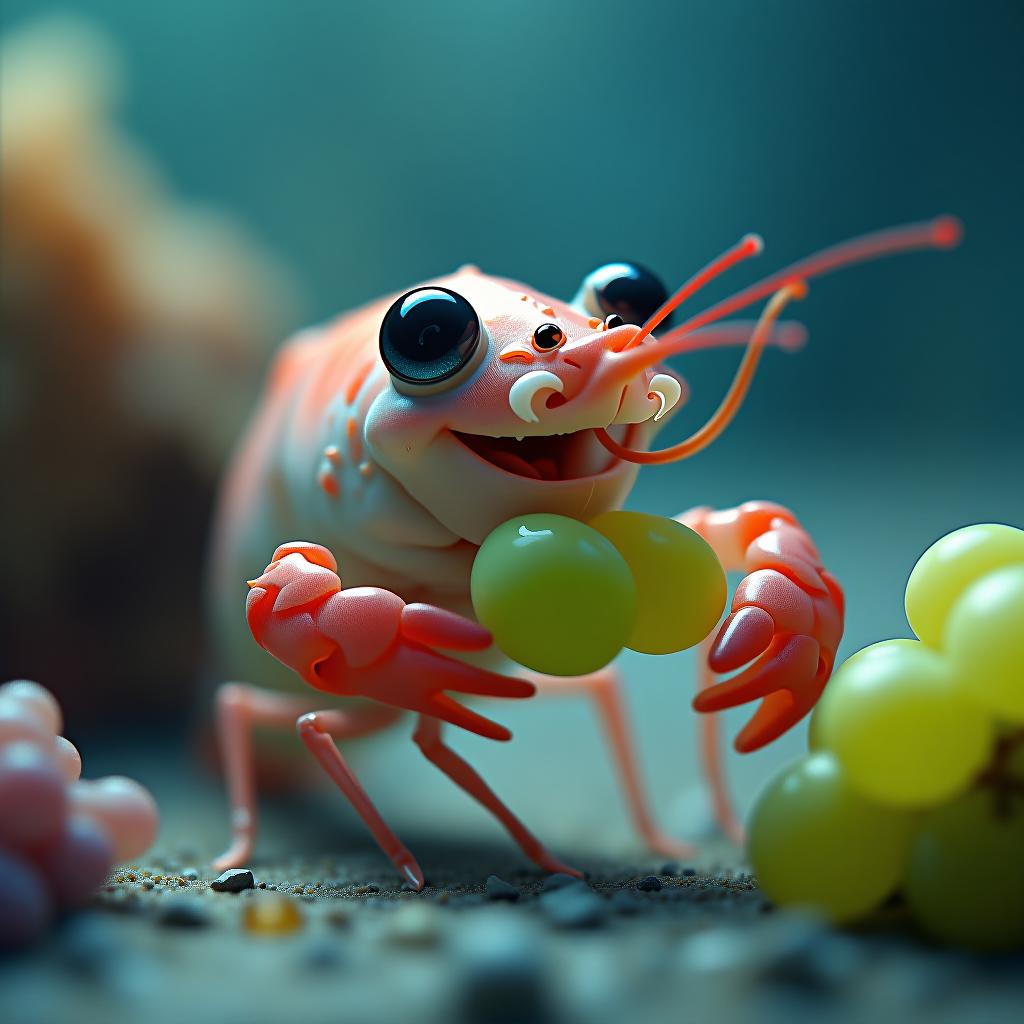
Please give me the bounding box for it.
[578,262,670,328]
[379,286,481,385]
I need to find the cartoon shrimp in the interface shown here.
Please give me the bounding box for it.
[208,216,961,886]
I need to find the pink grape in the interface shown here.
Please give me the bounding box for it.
[37,815,114,908]
[0,741,67,849]
[0,849,53,948]
[70,776,159,862]
[54,735,82,782]
[0,696,52,747]
[0,680,62,735]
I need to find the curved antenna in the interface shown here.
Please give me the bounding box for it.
[595,283,806,465]
[674,215,961,337]
[623,233,764,350]
[661,318,808,355]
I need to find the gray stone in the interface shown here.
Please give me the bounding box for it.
[299,937,346,971]
[541,873,585,892]
[484,875,520,902]
[156,898,210,928]
[636,875,663,892]
[539,886,607,929]
[210,868,254,893]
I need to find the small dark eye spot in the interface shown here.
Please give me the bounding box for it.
[532,323,565,352]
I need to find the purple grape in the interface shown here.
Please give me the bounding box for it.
[0,848,53,948]
[0,741,67,849]
[37,815,114,908]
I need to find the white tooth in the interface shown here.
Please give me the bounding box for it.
[648,373,682,422]
[508,370,564,424]
[515,435,524,442]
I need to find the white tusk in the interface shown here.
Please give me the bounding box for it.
[509,370,564,424]
[648,373,682,422]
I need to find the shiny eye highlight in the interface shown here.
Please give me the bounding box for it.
[577,262,670,328]
[532,323,565,352]
[379,286,481,386]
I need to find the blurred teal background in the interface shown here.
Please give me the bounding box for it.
[3,0,1022,445]
[2,1,1021,841]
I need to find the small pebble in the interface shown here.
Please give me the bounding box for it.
[539,887,606,929]
[325,908,351,929]
[299,937,345,972]
[541,873,584,892]
[181,868,199,881]
[211,868,255,893]
[636,875,662,892]
[141,880,155,891]
[609,891,640,915]
[757,916,863,991]
[485,875,520,902]
[354,883,380,896]
[457,918,551,1024]
[682,868,697,877]
[382,902,441,947]
[243,895,303,935]
[157,898,210,929]
[660,862,679,876]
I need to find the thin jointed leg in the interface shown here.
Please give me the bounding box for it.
[529,668,695,859]
[214,683,317,871]
[412,715,582,878]
[697,637,745,844]
[213,682,399,871]
[296,709,422,889]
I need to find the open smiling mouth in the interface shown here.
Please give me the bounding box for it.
[449,424,633,482]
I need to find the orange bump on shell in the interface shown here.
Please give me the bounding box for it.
[319,469,340,498]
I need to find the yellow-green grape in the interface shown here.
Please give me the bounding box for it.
[806,639,916,751]
[470,514,636,676]
[1007,733,1024,781]
[748,751,913,924]
[905,523,1024,648]
[587,511,726,655]
[813,639,993,808]
[945,565,1024,724]
[905,788,1024,951]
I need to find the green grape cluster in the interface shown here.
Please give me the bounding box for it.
[749,523,1024,950]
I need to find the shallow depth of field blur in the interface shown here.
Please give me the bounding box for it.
[1,0,1022,894]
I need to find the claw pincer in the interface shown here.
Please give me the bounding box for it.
[684,504,845,754]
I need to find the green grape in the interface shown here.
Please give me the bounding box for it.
[945,565,1024,724]
[808,639,917,751]
[471,513,636,676]
[588,511,726,655]
[1006,733,1024,781]
[748,751,913,923]
[905,788,1024,951]
[813,639,993,808]
[905,523,1024,648]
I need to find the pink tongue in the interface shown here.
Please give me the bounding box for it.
[533,457,559,481]
[487,450,542,479]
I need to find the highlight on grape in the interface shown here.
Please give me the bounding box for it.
[0,680,160,948]
[748,523,1024,951]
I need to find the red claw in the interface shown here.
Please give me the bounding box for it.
[709,606,774,673]
[694,528,844,753]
